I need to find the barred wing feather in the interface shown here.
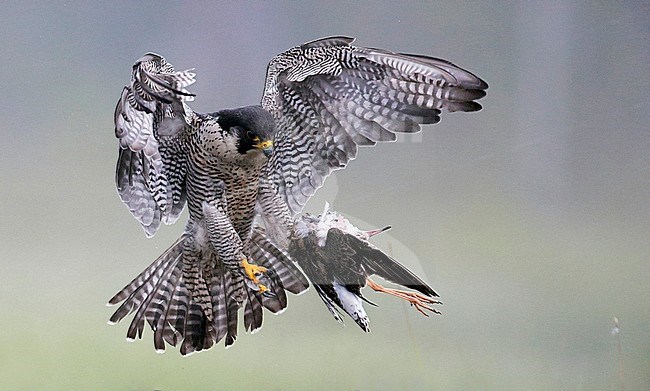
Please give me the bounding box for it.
[114,53,197,236]
[261,36,487,215]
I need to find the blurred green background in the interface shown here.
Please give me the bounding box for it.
[1,1,648,390]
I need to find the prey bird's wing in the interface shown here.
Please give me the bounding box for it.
[260,36,488,216]
[326,228,438,298]
[114,53,197,236]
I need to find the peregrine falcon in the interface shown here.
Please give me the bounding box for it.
[107,36,487,355]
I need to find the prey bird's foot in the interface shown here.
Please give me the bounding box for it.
[366,278,442,317]
[241,258,275,297]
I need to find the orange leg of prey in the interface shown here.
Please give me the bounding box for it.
[366,278,442,316]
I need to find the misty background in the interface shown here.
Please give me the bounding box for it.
[0,1,648,390]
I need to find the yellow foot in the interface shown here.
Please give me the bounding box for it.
[241,258,269,292]
[367,278,442,317]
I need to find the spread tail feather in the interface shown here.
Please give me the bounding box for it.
[108,227,309,354]
[107,237,184,324]
[108,235,247,354]
[250,226,310,295]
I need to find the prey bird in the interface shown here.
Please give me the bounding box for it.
[107,36,487,355]
[291,203,441,331]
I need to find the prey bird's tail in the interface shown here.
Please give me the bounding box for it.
[107,229,309,355]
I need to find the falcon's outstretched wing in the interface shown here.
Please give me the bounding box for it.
[114,53,197,236]
[260,36,488,216]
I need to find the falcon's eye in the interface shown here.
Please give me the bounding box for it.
[247,131,260,142]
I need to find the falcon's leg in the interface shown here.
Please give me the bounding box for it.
[241,257,269,294]
[201,179,273,296]
[366,278,442,316]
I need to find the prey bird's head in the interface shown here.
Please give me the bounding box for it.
[295,202,391,247]
[216,105,275,158]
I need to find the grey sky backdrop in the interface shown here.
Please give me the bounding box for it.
[1,1,648,390]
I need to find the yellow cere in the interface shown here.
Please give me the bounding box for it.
[255,140,273,150]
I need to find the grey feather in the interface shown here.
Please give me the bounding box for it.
[114,53,195,236]
[260,36,487,216]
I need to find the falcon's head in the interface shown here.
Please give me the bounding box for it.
[216,105,275,159]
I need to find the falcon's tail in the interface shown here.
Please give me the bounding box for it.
[237,226,310,336]
[107,236,189,352]
[107,230,309,355]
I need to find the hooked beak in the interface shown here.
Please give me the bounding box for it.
[365,226,391,238]
[255,140,273,157]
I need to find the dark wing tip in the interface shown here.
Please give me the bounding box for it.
[399,52,489,90]
[301,36,356,49]
[446,101,483,113]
